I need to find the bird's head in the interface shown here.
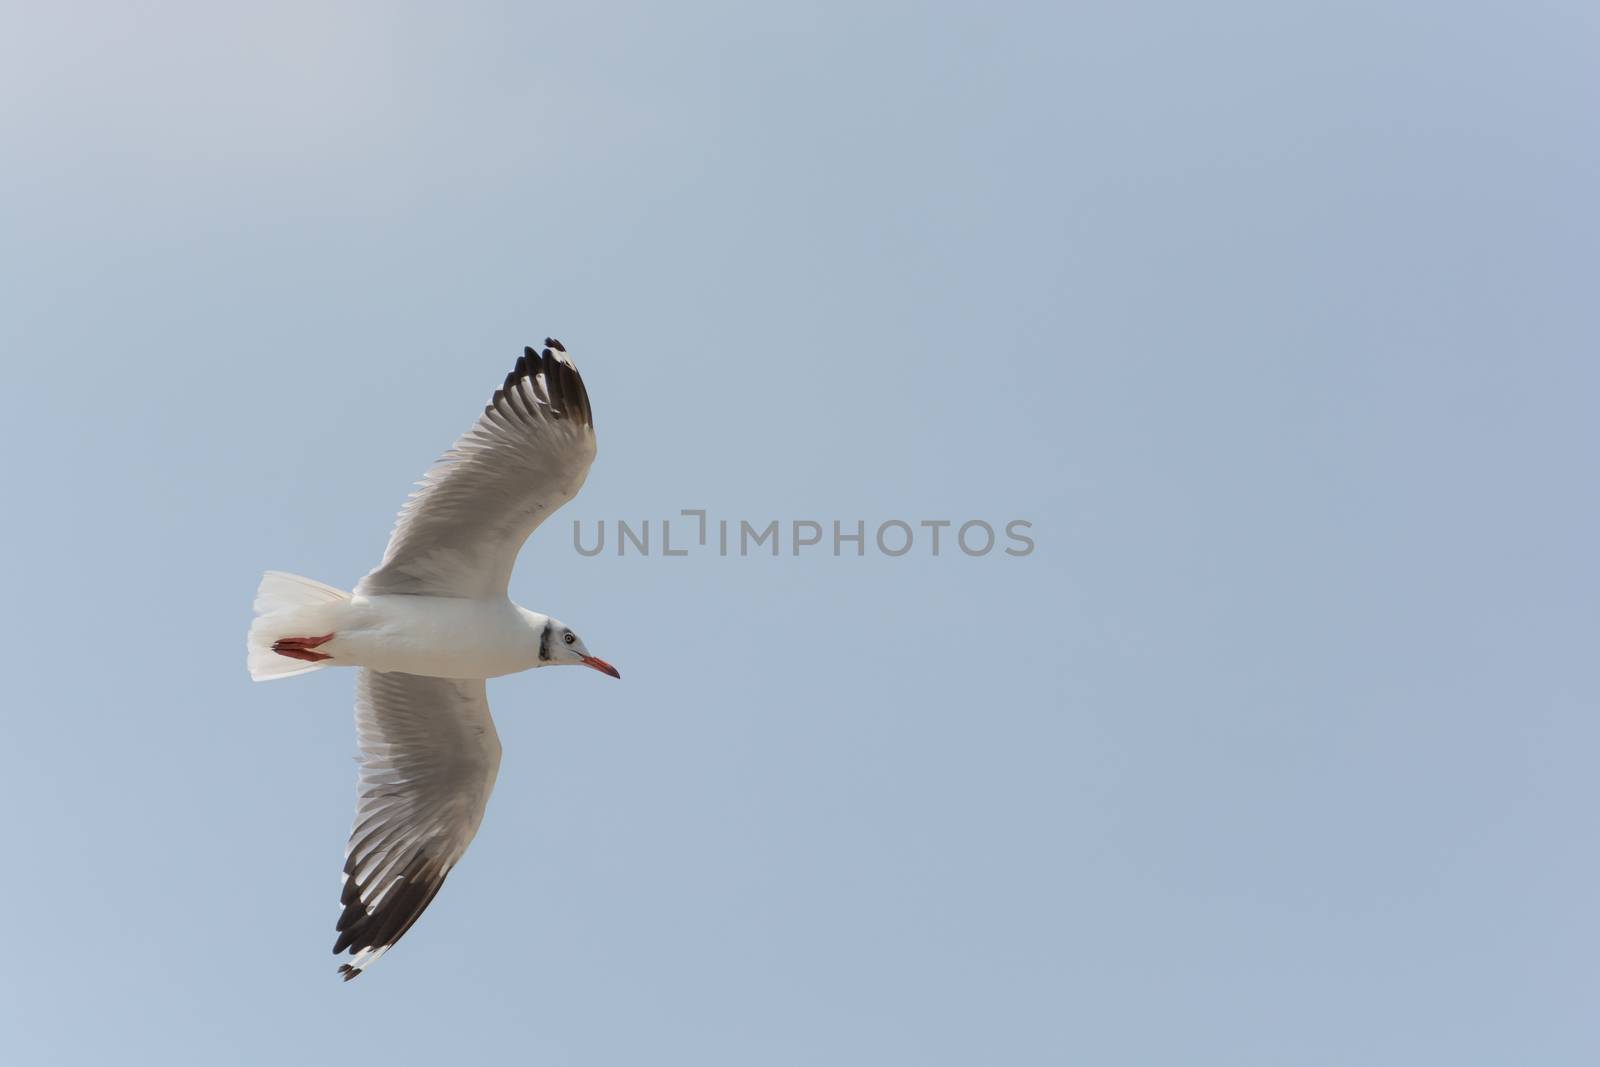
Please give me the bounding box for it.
[538,617,620,678]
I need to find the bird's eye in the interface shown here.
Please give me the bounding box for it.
[563,632,576,645]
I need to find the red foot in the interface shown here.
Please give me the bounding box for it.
[273,633,335,663]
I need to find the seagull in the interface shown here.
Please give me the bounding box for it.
[246,339,619,981]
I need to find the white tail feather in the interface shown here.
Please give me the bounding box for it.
[248,571,352,680]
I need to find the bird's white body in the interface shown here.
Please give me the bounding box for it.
[323,595,546,679]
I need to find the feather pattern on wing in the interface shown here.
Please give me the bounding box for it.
[333,669,503,980]
[357,341,596,598]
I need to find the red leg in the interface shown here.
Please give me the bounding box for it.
[273,633,335,663]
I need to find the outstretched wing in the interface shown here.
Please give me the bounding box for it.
[333,670,503,981]
[357,340,597,599]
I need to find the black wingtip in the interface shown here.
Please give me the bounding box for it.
[338,964,362,982]
[487,339,592,427]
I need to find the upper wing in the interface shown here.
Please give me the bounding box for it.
[357,340,597,598]
[333,670,503,981]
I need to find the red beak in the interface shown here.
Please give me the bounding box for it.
[580,655,621,679]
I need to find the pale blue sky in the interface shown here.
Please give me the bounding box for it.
[2,2,1598,1064]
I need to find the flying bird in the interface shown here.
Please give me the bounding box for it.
[246,339,618,981]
